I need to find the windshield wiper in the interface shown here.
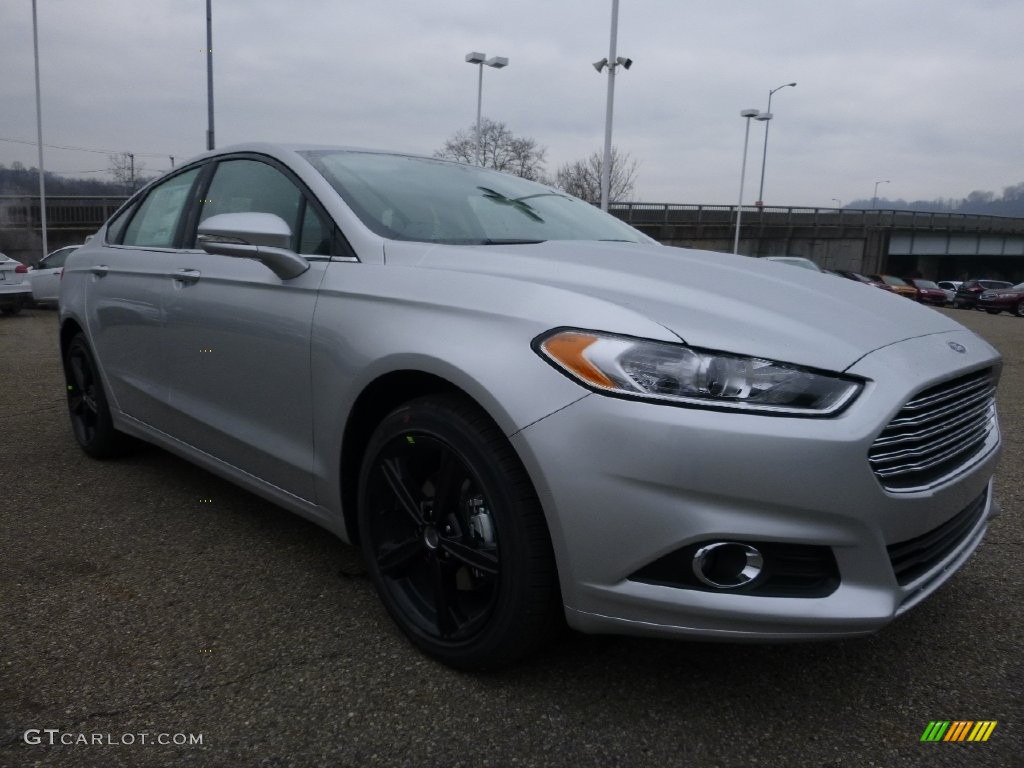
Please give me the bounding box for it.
[477,238,546,245]
[476,187,545,222]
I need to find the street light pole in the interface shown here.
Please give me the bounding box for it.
[755,82,796,207]
[31,0,48,258]
[465,52,508,166]
[594,0,632,211]
[734,109,761,255]
[206,0,215,150]
[872,179,890,209]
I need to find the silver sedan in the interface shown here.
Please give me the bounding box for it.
[58,144,1002,668]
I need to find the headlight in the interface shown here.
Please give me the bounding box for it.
[535,329,862,416]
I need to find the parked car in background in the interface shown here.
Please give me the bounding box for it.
[977,282,1024,316]
[868,274,918,299]
[834,270,894,291]
[58,143,1003,669]
[0,252,32,315]
[28,245,81,305]
[907,278,949,306]
[953,279,1013,309]
[762,256,823,272]
[937,280,962,304]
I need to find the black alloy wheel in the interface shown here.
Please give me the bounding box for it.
[358,394,560,669]
[63,333,129,458]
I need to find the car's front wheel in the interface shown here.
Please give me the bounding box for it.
[1015,300,1024,318]
[63,333,131,458]
[357,394,560,669]
[986,309,1001,315]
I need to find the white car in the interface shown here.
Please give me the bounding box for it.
[0,252,32,315]
[29,245,81,305]
[937,280,963,305]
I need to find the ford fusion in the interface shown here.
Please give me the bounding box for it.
[59,144,1002,668]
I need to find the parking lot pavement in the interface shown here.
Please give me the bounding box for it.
[1,306,1020,768]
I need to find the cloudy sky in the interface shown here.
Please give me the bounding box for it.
[2,0,1022,207]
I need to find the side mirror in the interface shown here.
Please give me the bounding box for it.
[197,212,310,280]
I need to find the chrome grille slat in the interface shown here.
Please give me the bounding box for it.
[869,369,997,491]
[884,383,994,429]
[871,423,991,478]
[893,376,992,415]
[871,397,993,449]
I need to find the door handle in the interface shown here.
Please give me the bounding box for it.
[172,269,201,284]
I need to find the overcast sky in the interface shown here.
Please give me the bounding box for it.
[2,0,1022,207]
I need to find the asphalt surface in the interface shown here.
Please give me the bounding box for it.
[1,306,1020,768]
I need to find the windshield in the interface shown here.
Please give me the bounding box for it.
[914,280,939,289]
[301,150,649,245]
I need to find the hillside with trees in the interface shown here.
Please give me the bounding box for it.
[848,182,1024,217]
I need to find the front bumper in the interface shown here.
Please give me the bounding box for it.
[512,330,1001,640]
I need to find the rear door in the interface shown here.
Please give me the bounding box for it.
[82,166,204,425]
[31,246,76,302]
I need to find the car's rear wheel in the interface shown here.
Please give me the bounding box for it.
[357,394,560,669]
[1,299,24,315]
[63,333,130,458]
[1015,300,1024,318]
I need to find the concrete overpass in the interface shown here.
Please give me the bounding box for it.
[2,195,1023,283]
[609,203,1024,282]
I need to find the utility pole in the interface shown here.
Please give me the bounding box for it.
[31,0,48,258]
[206,0,215,150]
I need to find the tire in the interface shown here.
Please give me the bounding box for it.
[1015,301,1024,318]
[1,299,24,316]
[357,394,560,670]
[986,309,1000,315]
[63,333,131,458]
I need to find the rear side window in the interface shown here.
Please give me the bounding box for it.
[121,168,201,248]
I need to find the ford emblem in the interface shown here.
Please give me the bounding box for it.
[948,341,967,354]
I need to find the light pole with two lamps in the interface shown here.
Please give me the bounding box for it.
[593,0,632,211]
[755,82,796,207]
[465,52,509,166]
[734,109,764,255]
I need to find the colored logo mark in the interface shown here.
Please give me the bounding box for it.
[920,721,997,742]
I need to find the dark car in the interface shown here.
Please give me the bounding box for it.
[977,282,1024,316]
[953,279,1013,309]
[907,278,949,306]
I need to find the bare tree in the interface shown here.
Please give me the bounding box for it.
[435,118,547,181]
[108,152,145,194]
[554,147,639,203]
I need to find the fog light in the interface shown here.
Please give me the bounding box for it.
[692,542,764,589]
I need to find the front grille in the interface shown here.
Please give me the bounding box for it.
[869,368,996,492]
[887,490,987,586]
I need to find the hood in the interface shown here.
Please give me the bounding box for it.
[400,240,967,372]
